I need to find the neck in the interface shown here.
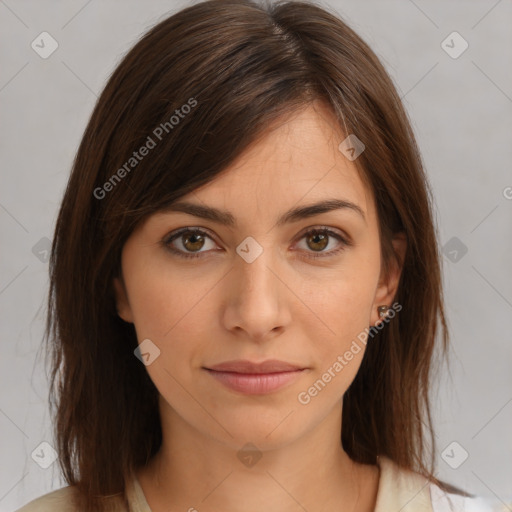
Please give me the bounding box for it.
[137,398,379,512]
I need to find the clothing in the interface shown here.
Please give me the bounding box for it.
[14,456,501,512]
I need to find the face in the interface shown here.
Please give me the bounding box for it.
[113,100,406,452]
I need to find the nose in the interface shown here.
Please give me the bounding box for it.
[221,244,292,342]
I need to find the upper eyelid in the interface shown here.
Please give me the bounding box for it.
[164,225,351,247]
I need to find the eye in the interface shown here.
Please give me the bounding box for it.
[162,226,352,260]
[162,227,217,259]
[293,227,351,260]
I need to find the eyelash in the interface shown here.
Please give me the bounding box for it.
[162,226,352,261]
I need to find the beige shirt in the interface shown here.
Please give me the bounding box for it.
[14,456,500,512]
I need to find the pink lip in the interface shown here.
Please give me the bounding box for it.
[206,359,305,373]
[204,359,307,395]
[205,369,305,394]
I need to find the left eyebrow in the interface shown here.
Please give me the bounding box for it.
[161,198,366,227]
[275,198,366,226]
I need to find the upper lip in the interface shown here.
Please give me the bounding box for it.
[205,359,306,374]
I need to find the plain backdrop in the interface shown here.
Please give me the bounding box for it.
[1,0,511,510]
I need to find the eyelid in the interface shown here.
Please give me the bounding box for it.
[162,226,219,251]
[163,226,217,241]
[294,225,352,245]
[291,226,352,260]
[162,225,352,259]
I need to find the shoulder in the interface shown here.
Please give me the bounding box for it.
[14,482,135,512]
[429,480,504,512]
[375,455,433,511]
[13,485,77,512]
[376,456,503,512]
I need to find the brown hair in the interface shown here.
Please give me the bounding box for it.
[42,0,462,509]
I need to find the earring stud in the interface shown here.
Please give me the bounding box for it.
[377,305,390,318]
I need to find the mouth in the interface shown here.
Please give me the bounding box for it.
[203,359,308,395]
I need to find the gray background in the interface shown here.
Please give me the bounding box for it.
[1,0,511,510]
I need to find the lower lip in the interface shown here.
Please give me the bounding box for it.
[205,369,305,394]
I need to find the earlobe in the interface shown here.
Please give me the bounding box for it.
[113,276,134,323]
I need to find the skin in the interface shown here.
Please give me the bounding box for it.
[113,100,406,512]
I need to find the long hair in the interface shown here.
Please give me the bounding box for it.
[42,0,459,509]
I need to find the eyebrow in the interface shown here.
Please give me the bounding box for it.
[161,198,366,227]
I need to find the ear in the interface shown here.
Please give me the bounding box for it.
[113,275,134,323]
[371,232,407,326]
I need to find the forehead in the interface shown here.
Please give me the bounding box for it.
[185,101,375,225]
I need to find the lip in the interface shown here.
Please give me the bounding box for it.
[204,359,307,395]
[206,359,305,374]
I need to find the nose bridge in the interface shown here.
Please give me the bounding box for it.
[224,235,290,337]
[235,237,279,303]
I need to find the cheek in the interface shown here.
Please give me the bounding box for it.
[302,258,377,333]
[123,263,214,395]
[122,249,215,341]
[295,306,369,410]
[125,278,174,339]
[296,257,378,388]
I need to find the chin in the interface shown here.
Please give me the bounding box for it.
[212,412,305,450]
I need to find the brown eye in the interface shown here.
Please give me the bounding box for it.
[163,228,217,259]
[295,227,351,260]
[182,231,206,252]
[163,226,351,261]
[306,231,329,252]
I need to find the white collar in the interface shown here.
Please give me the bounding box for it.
[128,455,448,512]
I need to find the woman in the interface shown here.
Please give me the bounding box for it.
[16,0,497,510]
